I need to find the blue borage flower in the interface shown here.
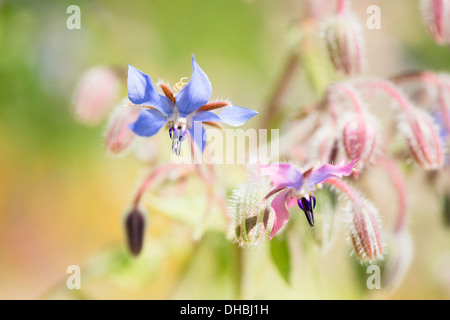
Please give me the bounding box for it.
[127,55,258,155]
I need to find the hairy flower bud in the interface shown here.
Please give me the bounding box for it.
[342,113,378,171]
[229,179,274,247]
[105,100,141,157]
[73,66,120,125]
[324,11,364,75]
[124,208,146,257]
[346,199,383,263]
[421,0,450,45]
[399,108,444,170]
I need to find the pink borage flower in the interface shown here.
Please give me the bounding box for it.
[260,159,357,239]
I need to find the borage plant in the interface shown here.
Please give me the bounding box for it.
[72,0,450,299]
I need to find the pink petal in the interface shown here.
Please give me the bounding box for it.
[260,163,303,190]
[269,190,290,239]
[309,159,357,188]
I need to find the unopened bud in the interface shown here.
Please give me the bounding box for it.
[324,11,364,75]
[105,100,141,157]
[124,208,146,257]
[229,179,274,247]
[421,0,450,45]
[347,199,383,263]
[342,113,378,171]
[399,108,444,170]
[73,66,120,126]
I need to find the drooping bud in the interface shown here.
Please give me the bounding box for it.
[324,9,364,75]
[72,66,120,126]
[124,208,146,257]
[421,0,450,45]
[105,100,141,157]
[346,199,383,263]
[229,179,274,247]
[399,107,444,170]
[342,112,378,171]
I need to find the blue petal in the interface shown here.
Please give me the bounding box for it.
[128,108,167,137]
[218,105,258,127]
[187,121,207,153]
[127,65,173,115]
[193,111,222,123]
[175,55,212,115]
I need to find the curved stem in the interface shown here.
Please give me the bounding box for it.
[376,156,408,233]
[324,178,359,203]
[328,83,365,115]
[132,163,180,209]
[356,79,414,115]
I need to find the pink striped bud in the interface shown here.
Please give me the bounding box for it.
[324,10,364,75]
[347,199,383,263]
[399,108,444,170]
[105,101,141,157]
[421,0,450,45]
[342,113,378,171]
[73,67,120,125]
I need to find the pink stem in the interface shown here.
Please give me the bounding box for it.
[358,79,414,115]
[132,163,180,209]
[392,70,450,132]
[324,178,359,203]
[357,79,435,164]
[433,0,445,42]
[330,83,364,114]
[376,156,408,233]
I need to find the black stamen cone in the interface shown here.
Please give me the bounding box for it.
[125,209,146,257]
[304,209,315,226]
[300,197,315,226]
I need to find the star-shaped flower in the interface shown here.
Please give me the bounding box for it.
[260,159,357,239]
[127,55,258,155]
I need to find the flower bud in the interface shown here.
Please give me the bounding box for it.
[421,0,450,45]
[73,66,120,126]
[229,179,274,247]
[342,113,378,171]
[324,11,364,75]
[105,100,141,157]
[347,199,383,263]
[124,208,146,257]
[399,108,444,170]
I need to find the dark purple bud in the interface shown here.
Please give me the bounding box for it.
[125,209,146,257]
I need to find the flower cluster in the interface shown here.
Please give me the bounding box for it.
[71,0,450,295]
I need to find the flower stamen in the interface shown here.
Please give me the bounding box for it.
[173,77,189,93]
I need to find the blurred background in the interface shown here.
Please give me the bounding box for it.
[0,0,449,300]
